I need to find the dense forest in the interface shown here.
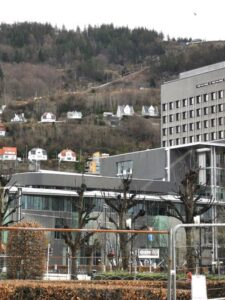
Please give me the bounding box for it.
[0,22,225,165]
[0,22,225,100]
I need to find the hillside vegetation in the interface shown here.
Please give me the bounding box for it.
[0,22,225,162]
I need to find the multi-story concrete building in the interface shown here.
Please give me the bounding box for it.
[6,61,225,273]
[6,141,225,271]
[7,170,174,271]
[161,61,225,147]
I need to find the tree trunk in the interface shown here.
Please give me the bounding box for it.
[70,247,78,279]
[86,247,94,275]
[120,233,129,271]
[185,227,195,271]
[0,218,5,270]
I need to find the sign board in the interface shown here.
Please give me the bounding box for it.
[191,275,207,300]
[138,248,159,259]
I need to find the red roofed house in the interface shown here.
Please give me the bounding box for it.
[0,123,6,136]
[58,149,76,162]
[0,147,17,160]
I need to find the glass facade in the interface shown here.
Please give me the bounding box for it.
[215,148,225,201]
[21,195,73,212]
[21,195,103,212]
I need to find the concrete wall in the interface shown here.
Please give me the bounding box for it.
[100,148,167,181]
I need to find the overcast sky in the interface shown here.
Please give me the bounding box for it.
[0,0,224,41]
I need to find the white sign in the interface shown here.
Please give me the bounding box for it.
[138,248,159,259]
[191,275,207,300]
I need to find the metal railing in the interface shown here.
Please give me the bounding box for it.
[168,223,225,300]
[0,226,170,281]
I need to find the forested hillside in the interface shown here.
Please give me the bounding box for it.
[0,22,225,164]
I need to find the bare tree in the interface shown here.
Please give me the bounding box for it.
[163,169,213,269]
[104,176,146,271]
[62,182,98,279]
[0,176,22,244]
[0,175,23,270]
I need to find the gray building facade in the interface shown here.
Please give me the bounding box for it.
[161,61,225,147]
[100,141,225,202]
[7,170,174,270]
[7,141,225,270]
[100,147,167,181]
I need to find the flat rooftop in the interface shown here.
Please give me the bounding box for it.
[179,61,225,79]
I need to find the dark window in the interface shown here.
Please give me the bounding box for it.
[196,108,201,117]
[52,198,64,211]
[189,123,194,131]
[211,119,216,127]
[203,107,208,115]
[169,127,173,134]
[169,114,173,122]
[182,137,187,144]
[204,133,209,141]
[176,125,180,133]
[169,102,173,110]
[211,92,216,100]
[189,97,194,105]
[190,110,194,118]
[219,131,224,139]
[196,135,201,142]
[176,100,180,108]
[218,104,223,112]
[211,105,216,113]
[204,120,209,128]
[203,94,208,102]
[182,99,187,107]
[182,124,187,132]
[55,218,66,239]
[218,90,223,99]
[219,117,223,126]
[196,95,201,103]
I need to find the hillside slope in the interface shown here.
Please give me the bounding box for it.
[0,23,225,171]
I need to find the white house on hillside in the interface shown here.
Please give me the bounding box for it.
[116,105,134,118]
[11,113,27,123]
[0,105,6,115]
[142,105,159,117]
[67,111,82,120]
[58,149,76,162]
[41,112,56,123]
[28,148,48,161]
[103,112,113,117]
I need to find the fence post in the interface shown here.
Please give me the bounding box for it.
[167,228,173,300]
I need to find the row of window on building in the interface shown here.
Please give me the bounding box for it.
[162,104,224,124]
[162,90,224,111]
[163,131,225,147]
[20,195,104,212]
[163,118,225,136]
